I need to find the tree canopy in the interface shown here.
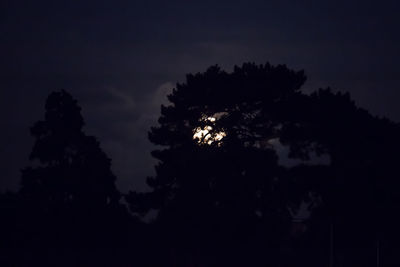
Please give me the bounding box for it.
[5,90,139,266]
[2,64,400,266]
[20,90,120,211]
[127,63,400,266]
[127,63,314,265]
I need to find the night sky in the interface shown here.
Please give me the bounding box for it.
[1,0,399,193]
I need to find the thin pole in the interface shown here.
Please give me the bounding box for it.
[376,237,380,267]
[330,221,334,267]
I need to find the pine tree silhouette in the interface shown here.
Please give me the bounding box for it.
[127,63,310,266]
[21,90,119,210]
[127,63,400,266]
[16,90,134,266]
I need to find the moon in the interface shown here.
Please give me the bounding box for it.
[193,117,226,145]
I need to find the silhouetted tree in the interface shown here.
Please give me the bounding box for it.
[127,63,311,266]
[15,90,136,266]
[127,63,400,266]
[279,88,400,266]
[21,90,120,210]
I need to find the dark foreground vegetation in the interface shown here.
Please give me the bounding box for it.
[1,63,400,266]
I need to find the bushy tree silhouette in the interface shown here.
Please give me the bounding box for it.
[21,90,120,210]
[12,90,136,266]
[127,63,400,266]
[127,63,311,265]
[279,88,400,266]
[1,66,399,266]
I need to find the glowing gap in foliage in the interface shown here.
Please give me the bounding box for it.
[193,117,226,145]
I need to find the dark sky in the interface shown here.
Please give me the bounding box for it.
[1,0,399,193]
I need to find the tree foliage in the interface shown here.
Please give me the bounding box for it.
[20,90,120,211]
[127,63,400,266]
[127,63,313,265]
[1,64,400,266]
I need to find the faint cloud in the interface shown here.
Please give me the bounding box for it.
[152,82,174,108]
[107,87,136,110]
